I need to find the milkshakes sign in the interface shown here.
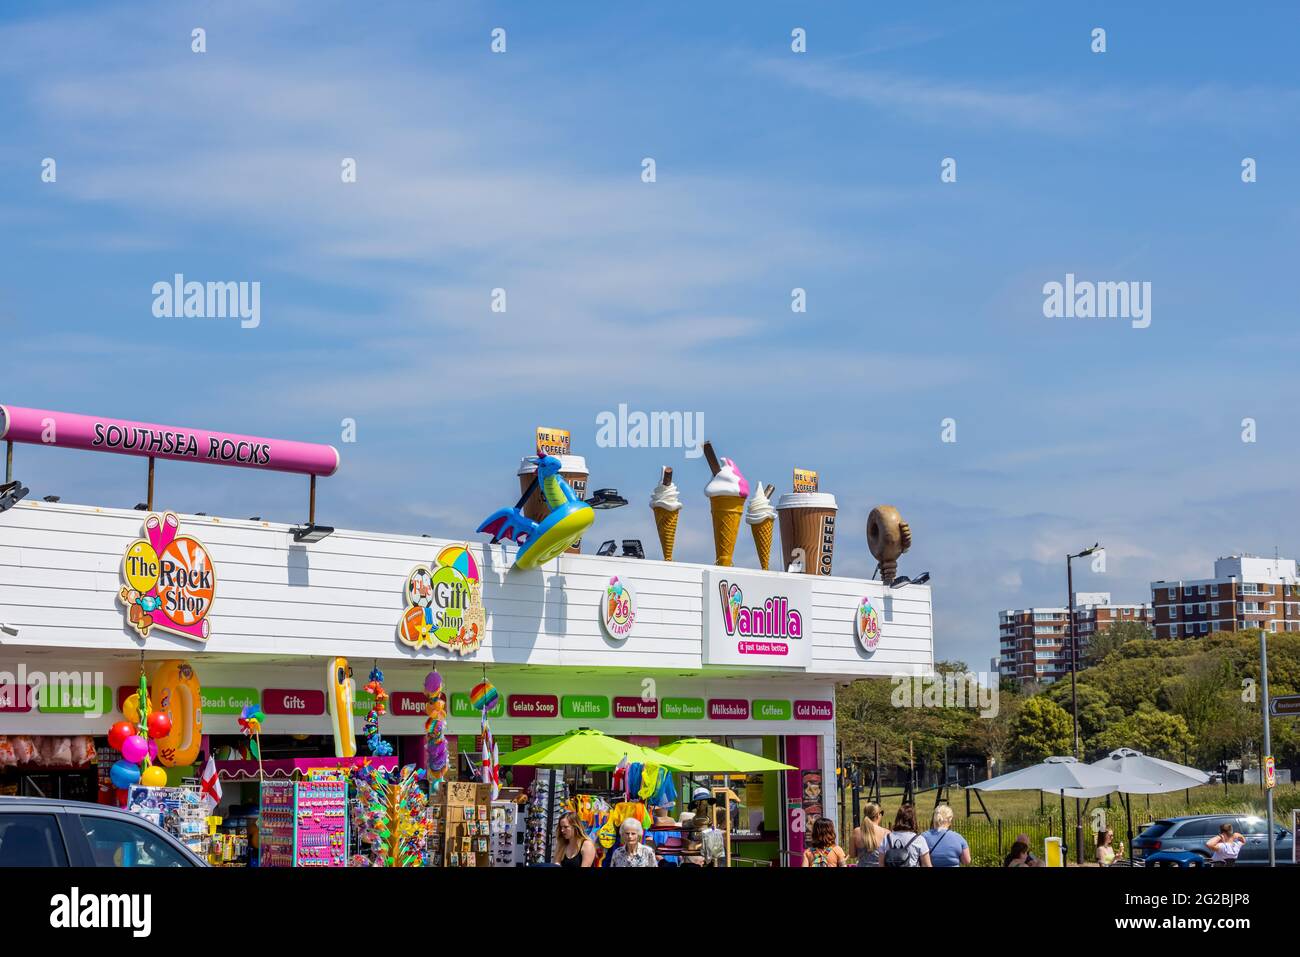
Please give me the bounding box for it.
[702,570,812,669]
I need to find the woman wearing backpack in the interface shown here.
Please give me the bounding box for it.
[878,803,931,867]
[803,816,848,867]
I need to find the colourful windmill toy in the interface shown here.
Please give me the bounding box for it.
[478,451,594,570]
[238,703,267,777]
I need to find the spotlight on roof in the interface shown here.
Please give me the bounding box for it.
[621,539,645,559]
[42,495,60,503]
[133,503,149,511]
[596,540,618,557]
[0,481,30,514]
[586,488,628,510]
[291,523,334,544]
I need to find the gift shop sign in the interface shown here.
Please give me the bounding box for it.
[118,512,215,643]
[262,689,324,716]
[397,545,486,655]
[702,570,812,669]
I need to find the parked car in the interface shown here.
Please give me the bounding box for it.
[1131,813,1294,866]
[0,796,206,867]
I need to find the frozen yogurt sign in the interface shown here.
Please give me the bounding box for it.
[118,513,215,642]
[703,570,812,669]
[600,576,636,640]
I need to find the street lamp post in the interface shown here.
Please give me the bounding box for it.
[1067,543,1100,865]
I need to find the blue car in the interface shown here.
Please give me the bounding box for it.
[1131,813,1294,866]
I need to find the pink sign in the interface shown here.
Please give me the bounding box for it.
[508,694,558,718]
[613,696,658,719]
[262,689,325,716]
[708,698,749,720]
[390,692,428,717]
[794,700,834,720]
[512,736,532,750]
[738,641,789,656]
[0,405,339,476]
[626,735,660,747]
[0,684,33,713]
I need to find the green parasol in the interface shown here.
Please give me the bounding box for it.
[498,728,694,770]
[652,737,794,773]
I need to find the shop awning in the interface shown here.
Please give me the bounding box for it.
[653,737,794,773]
[499,728,694,770]
[216,756,398,780]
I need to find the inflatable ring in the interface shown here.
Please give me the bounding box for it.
[327,657,357,758]
[515,503,595,570]
[149,659,202,767]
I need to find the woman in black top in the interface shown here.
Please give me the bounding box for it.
[553,811,596,868]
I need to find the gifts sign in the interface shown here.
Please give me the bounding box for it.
[119,513,216,642]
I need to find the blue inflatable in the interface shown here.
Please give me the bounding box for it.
[478,454,594,569]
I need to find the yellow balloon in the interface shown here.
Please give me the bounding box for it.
[124,541,160,594]
[123,693,141,725]
[141,765,168,787]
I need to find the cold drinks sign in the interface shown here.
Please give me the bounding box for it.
[702,570,812,669]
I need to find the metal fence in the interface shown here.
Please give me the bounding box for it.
[956,814,1064,867]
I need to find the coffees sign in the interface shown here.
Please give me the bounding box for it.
[118,513,215,642]
[398,545,486,655]
[702,570,812,668]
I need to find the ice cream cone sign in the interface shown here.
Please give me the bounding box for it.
[702,441,748,567]
[867,505,911,586]
[650,466,682,561]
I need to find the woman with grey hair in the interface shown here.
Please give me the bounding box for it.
[609,817,658,867]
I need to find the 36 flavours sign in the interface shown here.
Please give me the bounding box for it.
[118,513,215,642]
[855,597,881,653]
[702,570,812,669]
[600,576,636,640]
[398,545,486,655]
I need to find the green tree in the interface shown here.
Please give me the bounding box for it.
[1085,620,1153,665]
[1008,696,1072,764]
[1093,705,1192,760]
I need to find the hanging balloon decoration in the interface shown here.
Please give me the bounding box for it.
[364,667,393,757]
[423,669,448,792]
[107,667,172,796]
[472,676,501,800]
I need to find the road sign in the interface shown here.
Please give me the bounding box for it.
[1270,695,1300,717]
[1265,756,1276,789]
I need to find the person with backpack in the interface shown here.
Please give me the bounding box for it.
[802,816,848,867]
[922,804,970,867]
[878,803,931,867]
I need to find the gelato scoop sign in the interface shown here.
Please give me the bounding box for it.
[118,513,215,642]
[398,545,486,655]
[703,570,812,669]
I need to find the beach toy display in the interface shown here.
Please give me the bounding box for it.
[148,659,202,767]
[364,667,394,756]
[746,482,777,570]
[867,505,912,586]
[107,669,171,795]
[649,466,682,561]
[424,669,449,791]
[701,441,748,567]
[478,451,594,570]
[326,656,357,758]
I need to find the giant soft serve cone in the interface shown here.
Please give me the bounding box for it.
[710,495,744,566]
[650,466,682,561]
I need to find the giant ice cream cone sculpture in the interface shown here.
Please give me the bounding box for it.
[746,482,777,570]
[703,441,748,567]
[649,466,682,561]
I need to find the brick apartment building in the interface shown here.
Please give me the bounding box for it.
[1150,555,1300,639]
[998,592,1153,686]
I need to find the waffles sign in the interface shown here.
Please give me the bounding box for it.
[600,576,636,640]
[118,512,215,642]
[398,545,486,655]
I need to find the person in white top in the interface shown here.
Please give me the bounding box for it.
[1206,822,1245,866]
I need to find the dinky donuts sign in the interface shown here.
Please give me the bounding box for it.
[118,513,216,642]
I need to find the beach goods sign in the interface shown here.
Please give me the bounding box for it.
[702,570,812,669]
[398,545,486,655]
[0,404,339,476]
[119,513,215,642]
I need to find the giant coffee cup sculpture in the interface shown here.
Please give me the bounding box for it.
[478,451,595,570]
[867,505,911,586]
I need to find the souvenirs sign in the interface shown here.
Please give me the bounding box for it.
[600,575,636,640]
[398,545,486,655]
[118,513,215,642]
[855,597,881,653]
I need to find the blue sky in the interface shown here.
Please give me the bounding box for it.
[3,2,1300,668]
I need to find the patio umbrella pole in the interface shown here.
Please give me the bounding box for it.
[1124,793,1133,854]
[1060,789,1066,851]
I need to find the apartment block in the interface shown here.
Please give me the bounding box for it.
[998,593,1153,686]
[1150,555,1300,639]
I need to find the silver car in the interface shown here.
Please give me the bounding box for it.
[0,796,206,867]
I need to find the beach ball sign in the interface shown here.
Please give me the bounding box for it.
[118,513,215,643]
[399,544,486,655]
[854,597,880,653]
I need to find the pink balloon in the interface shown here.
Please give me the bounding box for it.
[148,739,158,760]
[121,735,148,764]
